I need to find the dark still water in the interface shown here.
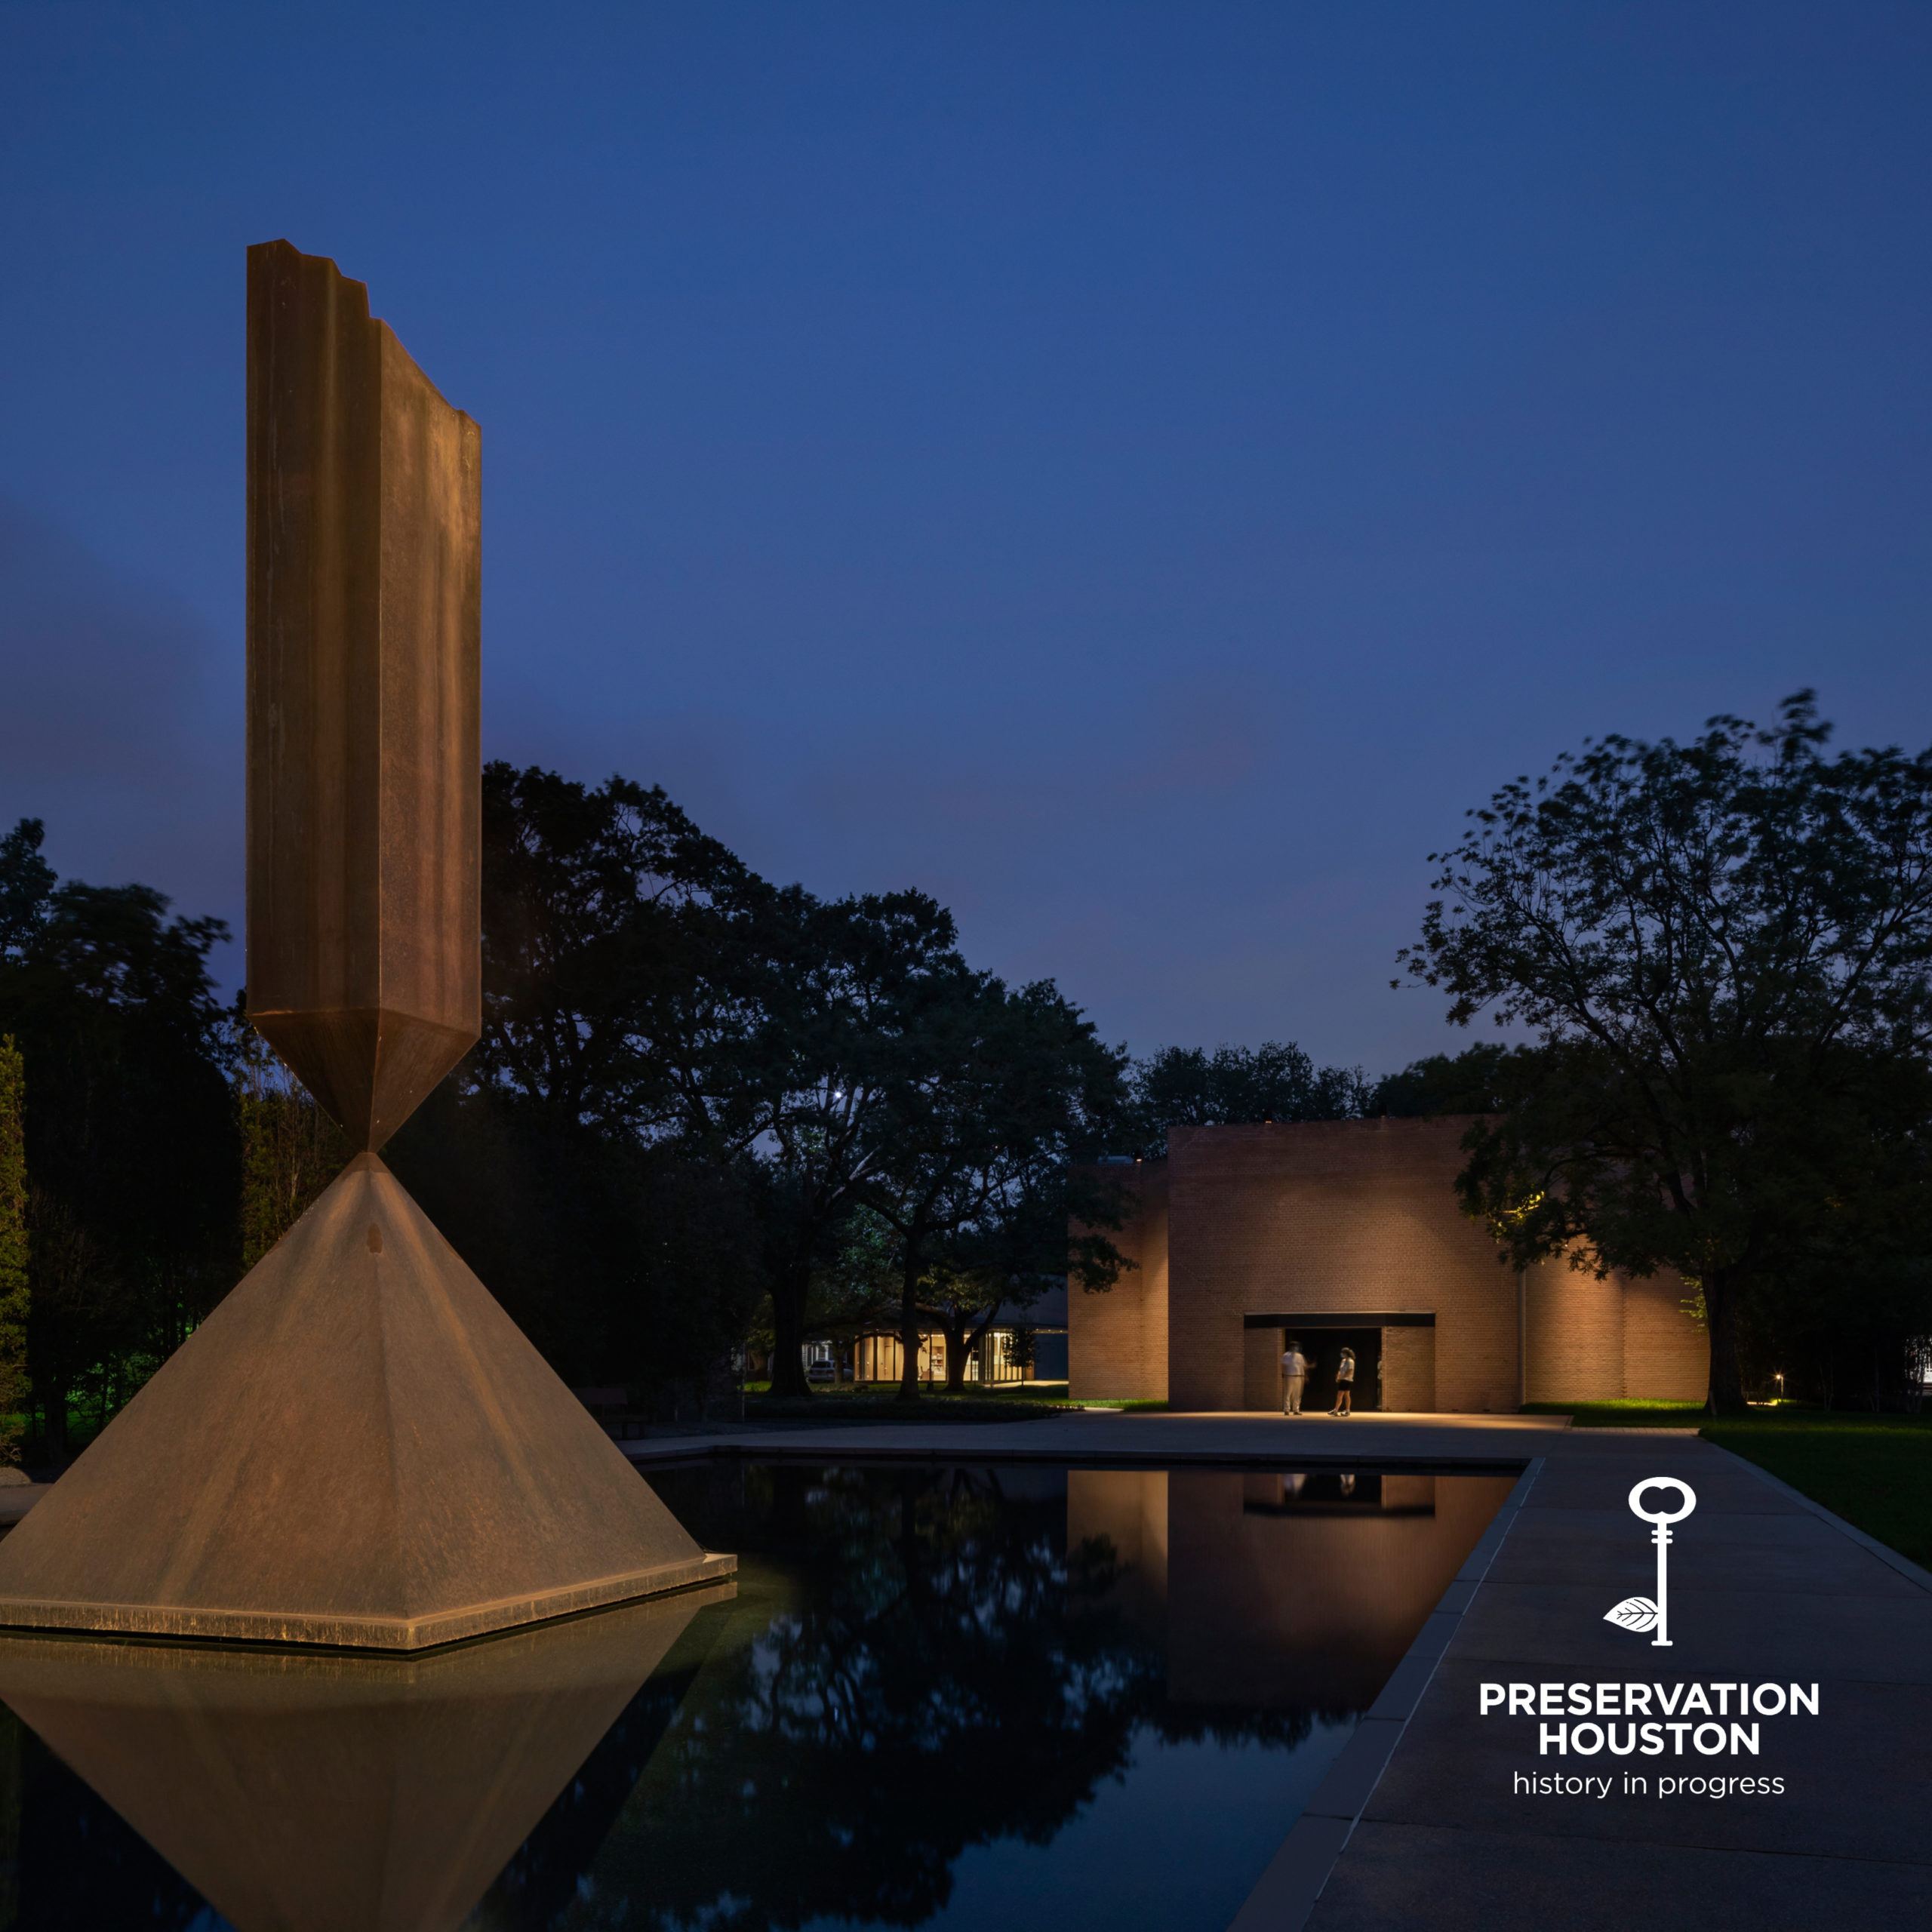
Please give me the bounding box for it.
[0,1462,1514,1932]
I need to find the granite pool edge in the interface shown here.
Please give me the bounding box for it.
[627,1441,1532,1474]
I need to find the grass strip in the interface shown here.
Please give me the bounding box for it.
[1699,1413,1932,1573]
[1521,1400,1709,1429]
[745,1395,1064,1424]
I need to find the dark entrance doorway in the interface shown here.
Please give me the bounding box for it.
[1289,1327,1382,1414]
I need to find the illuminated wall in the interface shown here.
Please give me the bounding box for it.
[1164,1119,1518,1412]
[1523,1257,1708,1402]
[1067,1160,1169,1401]
[1069,1118,1709,1411]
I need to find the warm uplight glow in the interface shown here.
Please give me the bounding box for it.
[1488,1189,1545,1241]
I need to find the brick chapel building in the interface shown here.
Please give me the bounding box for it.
[1069,1118,1709,1412]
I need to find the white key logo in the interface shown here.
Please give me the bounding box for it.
[1603,1477,1697,1647]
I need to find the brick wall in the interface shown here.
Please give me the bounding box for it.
[1241,1327,1283,1409]
[1382,1324,1438,1411]
[1166,1118,1520,1414]
[1071,1121,1709,1411]
[1068,1161,1169,1400]
[1523,1257,1624,1401]
[1524,1256,1709,1402]
[1621,1270,1709,1401]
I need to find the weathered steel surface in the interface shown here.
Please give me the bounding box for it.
[0,1156,735,1647]
[245,238,481,1150]
[0,1586,725,1932]
[0,244,733,1657]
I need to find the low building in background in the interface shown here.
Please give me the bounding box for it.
[1069,1119,1707,1412]
[805,1282,1070,1387]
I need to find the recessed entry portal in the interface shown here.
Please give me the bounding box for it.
[1242,1312,1436,1414]
[1294,1327,1381,1413]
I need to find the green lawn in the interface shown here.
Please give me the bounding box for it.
[752,1381,1170,1409]
[1700,1412,1932,1572]
[745,1381,1069,1398]
[1521,1400,1710,1429]
[741,1383,1169,1421]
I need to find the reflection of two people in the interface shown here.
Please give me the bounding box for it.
[1272,1472,1357,1504]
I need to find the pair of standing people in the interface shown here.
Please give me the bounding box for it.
[1278,1342,1355,1417]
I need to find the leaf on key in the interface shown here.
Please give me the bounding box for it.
[1603,1595,1659,1632]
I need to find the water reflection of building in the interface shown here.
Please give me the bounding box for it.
[1071,1119,1709,1410]
[1069,1469,1515,1709]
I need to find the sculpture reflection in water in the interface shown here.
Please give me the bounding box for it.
[0,1583,729,1932]
[0,1463,1515,1931]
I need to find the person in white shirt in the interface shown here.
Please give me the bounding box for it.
[1279,1340,1309,1415]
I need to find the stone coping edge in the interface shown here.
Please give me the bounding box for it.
[627,1441,1532,1475]
[1226,1456,1547,1932]
[1703,1442,1932,1596]
[0,1550,738,1653]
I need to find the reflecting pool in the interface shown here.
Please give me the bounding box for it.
[0,1461,1514,1930]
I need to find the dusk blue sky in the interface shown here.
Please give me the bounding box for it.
[3,2,1929,1074]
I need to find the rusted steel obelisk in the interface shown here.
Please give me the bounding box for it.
[245,235,485,1149]
[0,242,732,1648]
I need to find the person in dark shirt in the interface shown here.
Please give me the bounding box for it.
[1331,1346,1356,1417]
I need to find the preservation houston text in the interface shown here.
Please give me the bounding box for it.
[1479,1681,1820,1757]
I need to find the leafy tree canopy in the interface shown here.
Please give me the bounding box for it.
[859,974,1129,1391]
[0,818,237,1454]
[1369,1042,1516,1118]
[396,768,1132,1402]
[1399,694,1932,1414]
[1121,1040,1371,1157]
[472,761,752,1139]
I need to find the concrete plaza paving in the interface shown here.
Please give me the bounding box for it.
[626,1409,1932,1928]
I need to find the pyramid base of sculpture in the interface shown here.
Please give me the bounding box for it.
[0,1155,734,1650]
[0,1552,737,1651]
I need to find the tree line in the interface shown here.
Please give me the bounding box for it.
[0,761,1389,1438]
[1399,694,1932,1414]
[2,691,1927,1442]
[1100,700,1932,1419]
[0,768,1160,1437]
[0,820,234,1457]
